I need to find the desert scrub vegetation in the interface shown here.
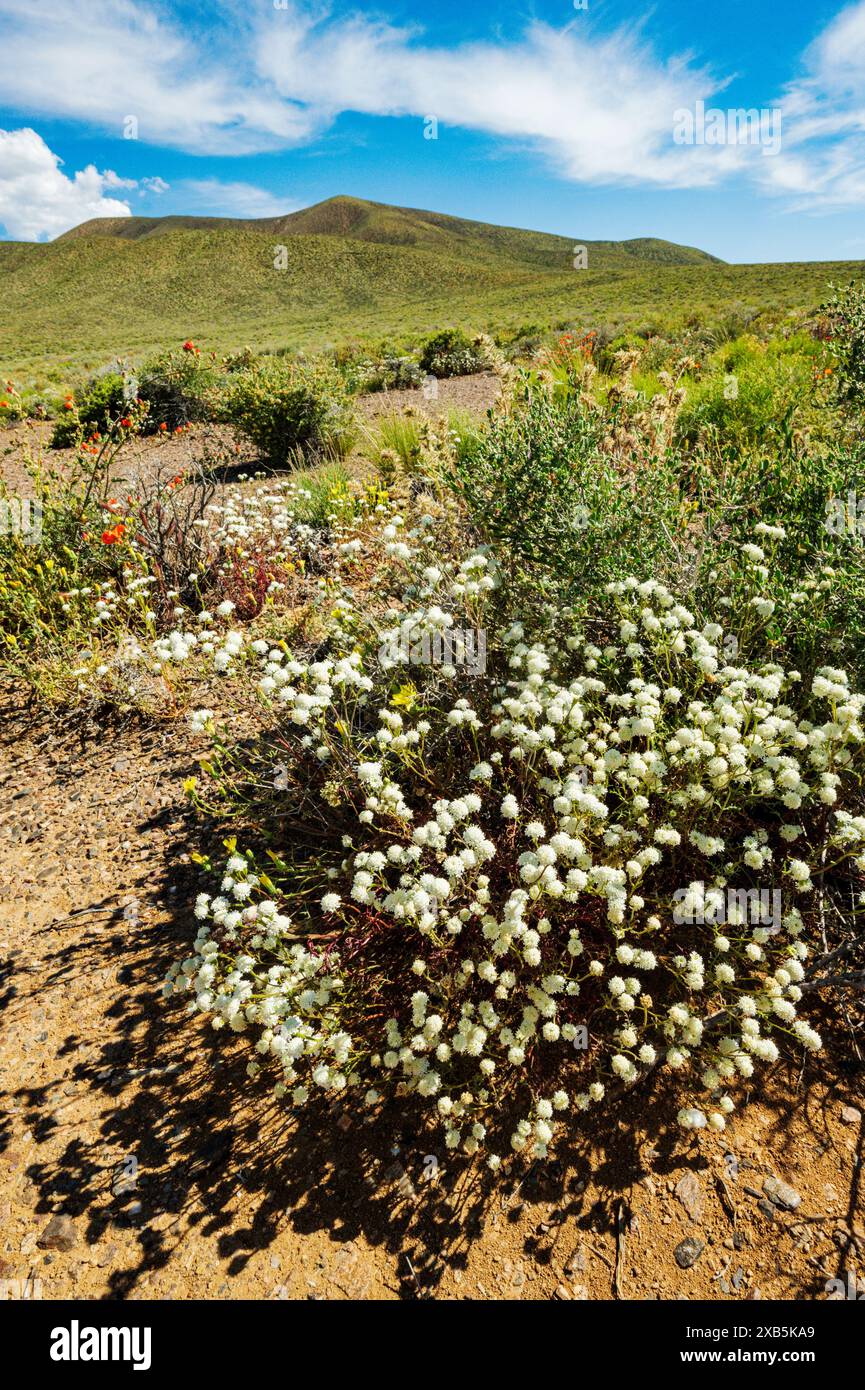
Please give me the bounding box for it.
[220,357,357,466]
[367,408,485,486]
[4,200,861,386]
[2,302,864,1175]
[0,413,352,702]
[822,279,865,412]
[49,367,135,448]
[137,341,222,432]
[419,327,491,378]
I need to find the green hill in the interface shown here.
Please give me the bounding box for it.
[2,195,861,387]
[54,194,723,270]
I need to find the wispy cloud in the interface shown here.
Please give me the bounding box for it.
[256,8,746,188]
[3,0,865,216]
[762,0,865,208]
[0,0,741,181]
[0,0,317,155]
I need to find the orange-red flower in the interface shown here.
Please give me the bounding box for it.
[101,522,126,545]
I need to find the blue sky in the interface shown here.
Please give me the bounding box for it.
[2,0,865,261]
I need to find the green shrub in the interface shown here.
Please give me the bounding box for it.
[497,323,547,361]
[365,355,423,392]
[419,327,487,378]
[595,332,642,375]
[689,439,865,686]
[343,354,423,394]
[447,371,865,686]
[139,344,219,431]
[50,370,129,447]
[674,340,819,451]
[222,359,356,466]
[822,280,865,410]
[447,384,684,609]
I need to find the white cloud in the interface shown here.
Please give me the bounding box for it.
[0,127,133,239]
[0,127,292,240]
[0,0,744,182]
[0,0,319,156]
[256,10,744,189]
[4,0,865,210]
[762,0,865,208]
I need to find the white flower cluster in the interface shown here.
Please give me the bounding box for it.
[169,553,864,1170]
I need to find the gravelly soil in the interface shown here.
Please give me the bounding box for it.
[356,372,500,422]
[0,373,501,497]
[0,683,862,1301]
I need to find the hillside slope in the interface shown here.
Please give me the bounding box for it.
[55,194,723,271]
[2,196,861,384]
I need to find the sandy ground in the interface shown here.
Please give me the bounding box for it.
[355,372,501,422]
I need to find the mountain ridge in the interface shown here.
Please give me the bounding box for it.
[55,194,725,269]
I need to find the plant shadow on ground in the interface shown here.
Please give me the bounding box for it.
[2,711,862,1300]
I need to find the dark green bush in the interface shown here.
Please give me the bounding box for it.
[222,359,356,465]
[139,345,218,431]
[50,371,128,447]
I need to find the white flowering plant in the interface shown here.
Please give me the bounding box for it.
[0,422,383,706]
[166,511,865,1169]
